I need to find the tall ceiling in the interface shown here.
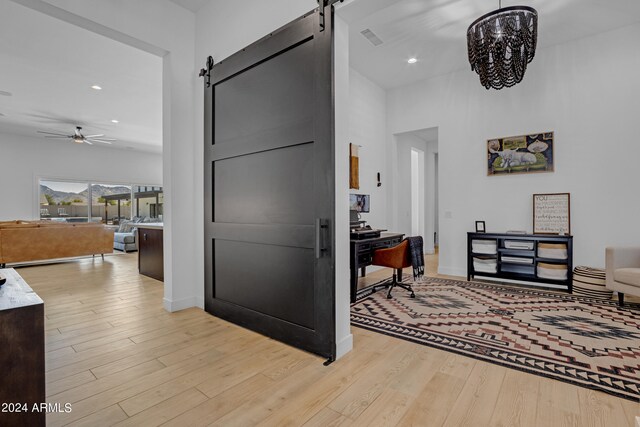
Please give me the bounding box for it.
[4,0,640,154]
[344,0,640,89]
[0,1,162,153]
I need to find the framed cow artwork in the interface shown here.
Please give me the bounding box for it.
[487,132,554,176]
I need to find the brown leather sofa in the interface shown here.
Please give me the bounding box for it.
[0,221,114,266]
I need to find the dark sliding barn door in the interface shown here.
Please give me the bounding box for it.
[203,5,335,359]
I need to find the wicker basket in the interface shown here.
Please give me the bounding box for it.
[537,262,568,281]
[538,243,568,260]
[572,266,612,300]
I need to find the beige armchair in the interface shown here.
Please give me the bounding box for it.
[605,247,640,306]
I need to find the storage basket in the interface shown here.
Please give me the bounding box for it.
[537,262,568,281]
[538,243,568,260]
[473,257,497,274]
[472,240,497,255]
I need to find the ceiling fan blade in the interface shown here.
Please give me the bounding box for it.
[84,134,104,138]
[44,136,71,139]
[37,131,69,136]
[84,141,93,145]
[87,139,112,144]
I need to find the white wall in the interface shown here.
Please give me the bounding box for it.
[349,68,388,230]
[20,0,198,312]
[387,23,640,274]
[0,133,162,221]
[334,13,353,359]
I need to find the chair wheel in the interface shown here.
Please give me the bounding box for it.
[387,294,392,299]
[410,293,416,298]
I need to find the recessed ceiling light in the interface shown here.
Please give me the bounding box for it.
[0,90,12,96]
[111,119,119,123]
[91,85,102,90]
[408,58,418,64]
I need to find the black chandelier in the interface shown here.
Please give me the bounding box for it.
[467,2,538,90]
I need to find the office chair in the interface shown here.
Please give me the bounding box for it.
[372,240,416,299]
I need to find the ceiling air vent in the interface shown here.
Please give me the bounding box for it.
[360,28,383,46]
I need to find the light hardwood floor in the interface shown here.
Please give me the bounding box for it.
[13,253,639,426]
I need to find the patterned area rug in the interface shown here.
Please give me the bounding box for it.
[351,276,640,401]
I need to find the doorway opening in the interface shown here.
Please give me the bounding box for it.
[3,1,164,287]
[410,147,424,238]
[393,127,439,259]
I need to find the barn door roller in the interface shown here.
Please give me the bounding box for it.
[198,56,214,87]
[317,0,343,31]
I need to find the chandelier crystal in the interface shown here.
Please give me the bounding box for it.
[467,4,538,90]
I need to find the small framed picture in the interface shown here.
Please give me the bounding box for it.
[475,221,486,233]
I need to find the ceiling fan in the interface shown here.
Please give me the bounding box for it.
[37,126,116,145]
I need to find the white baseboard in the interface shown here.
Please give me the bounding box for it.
[335,333,353,359]
[163,296,198,312]
[196,296,205,309]
[437,266,466,278]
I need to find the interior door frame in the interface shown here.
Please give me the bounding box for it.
[203,4,337,360]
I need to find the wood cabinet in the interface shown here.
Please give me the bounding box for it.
[0,269,45,426]
[138,225,164,281]
[467,232,573,292]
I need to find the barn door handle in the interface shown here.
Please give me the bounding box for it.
[315,218,329,259]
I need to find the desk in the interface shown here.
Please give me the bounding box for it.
[350,232,404,302]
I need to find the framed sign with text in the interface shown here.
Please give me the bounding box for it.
[533,193,571,234]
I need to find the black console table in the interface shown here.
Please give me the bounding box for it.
[350,232,404,302]
[467,232,573,292]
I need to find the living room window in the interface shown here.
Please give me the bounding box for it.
[39,179,162,224]
[133,185,163,221]
[39,180,90,222]
[92,183,133,225]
